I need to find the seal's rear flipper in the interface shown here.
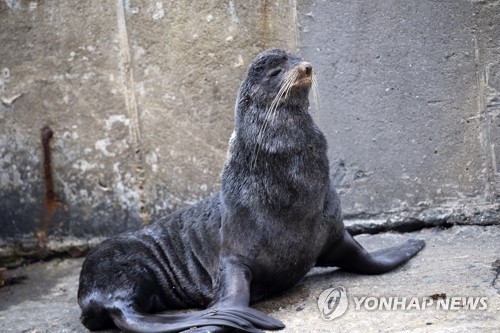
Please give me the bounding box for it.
[109,305,284,333]
[317,230,425,274]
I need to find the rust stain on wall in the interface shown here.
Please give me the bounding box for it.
[259,0,272,47]
[37,125,61,250]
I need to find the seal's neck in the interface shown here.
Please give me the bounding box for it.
[238,102,316,151]
[221,99,329,215]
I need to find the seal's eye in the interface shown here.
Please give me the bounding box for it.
[268,68,282,78]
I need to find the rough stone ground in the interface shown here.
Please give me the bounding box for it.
[0,224,498,333]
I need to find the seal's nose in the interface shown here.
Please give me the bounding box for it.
[304,63,313,76]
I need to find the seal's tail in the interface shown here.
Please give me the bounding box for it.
[108,305,285,333]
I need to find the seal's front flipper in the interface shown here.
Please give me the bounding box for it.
[109,305,282,333]
[180,325,226,333]
[203,255,285,332]
[181,326,223,333]
[317,230,425,274]
[177,307,284,333]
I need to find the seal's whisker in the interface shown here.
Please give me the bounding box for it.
[263,71,296,132]
[251,69,298,169]
[270,70,297,123]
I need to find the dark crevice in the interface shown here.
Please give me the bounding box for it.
[492,259,500,295]
[346,218,496,236]
[1,274,28,287]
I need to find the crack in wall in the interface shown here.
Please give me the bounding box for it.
[347,219,451,236]
[345,205,499,236]
[116,0,148,225]
[472,1,500,204]
[347,220,499,236]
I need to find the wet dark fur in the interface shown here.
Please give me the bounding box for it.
[78,49,425,333]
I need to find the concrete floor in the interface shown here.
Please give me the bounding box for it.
[0,225,498,333]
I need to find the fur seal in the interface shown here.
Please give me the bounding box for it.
[78,49,425,332]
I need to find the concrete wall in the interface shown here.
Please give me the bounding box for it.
[0,0,498,261]
[298,0,500,218]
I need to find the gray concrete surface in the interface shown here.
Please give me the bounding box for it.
[1,1,499,263]
[1,225,498,332]
[298,0,500,216]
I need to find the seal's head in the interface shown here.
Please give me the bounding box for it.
[237,49,315,111]
[228,49,321,169]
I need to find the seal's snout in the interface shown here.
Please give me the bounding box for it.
[291,61,313,88]
[304,63,313,76]
[298,62,313,76]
